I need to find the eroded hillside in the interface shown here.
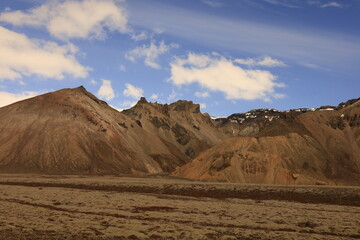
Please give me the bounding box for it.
[172,99,360,185]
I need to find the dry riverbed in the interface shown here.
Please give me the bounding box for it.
[0,174,359,240]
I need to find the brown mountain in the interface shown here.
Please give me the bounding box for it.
[172,99,360,185]
[1,86,359,186]
[0,86,223,174]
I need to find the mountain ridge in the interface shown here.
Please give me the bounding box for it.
[0,86,359,186]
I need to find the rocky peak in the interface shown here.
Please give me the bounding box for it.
[336,97,360,110]
[170,100,200,113]
[75,85,87,92]
[137,97,148,104]
[68,86,108,106]
[123,98,171,117]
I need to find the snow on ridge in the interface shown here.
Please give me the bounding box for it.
[210,116,226,120]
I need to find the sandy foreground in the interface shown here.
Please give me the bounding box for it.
[0,174,359,240]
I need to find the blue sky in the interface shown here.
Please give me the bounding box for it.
[0,0,359,116]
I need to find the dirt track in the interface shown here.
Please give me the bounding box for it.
[0,174,360,239]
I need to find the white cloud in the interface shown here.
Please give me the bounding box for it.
[123,83,143,99]
[195,91,210,98]
[201,0,224,8]
[150,93,159,100]
[235,56,287,67]
[321,2,343,8]
[0,0,128,41]
[258,56,287,67]
[169,53,285,101]
[0,91,39,108]
[0,26,89,81]
[130,31,148,41]
[125,40,178,69]
[234,58,257,66]
[118,64,126,72]
[97,79,115,101]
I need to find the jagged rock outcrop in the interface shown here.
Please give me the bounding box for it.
[122,98,226,161]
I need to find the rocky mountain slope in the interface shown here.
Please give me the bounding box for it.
[0,87,224,174]
[122,97,226,161]
[172,99,360,185]
[1,86,359,185]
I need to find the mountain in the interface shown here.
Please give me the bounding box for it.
[0,86,223,174]
[1,86,359,185]
[172,99,360,185]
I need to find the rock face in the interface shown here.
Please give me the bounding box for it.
[0,87,224,174]
[172,100,360,185]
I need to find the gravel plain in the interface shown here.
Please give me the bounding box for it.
[0,174,359,240]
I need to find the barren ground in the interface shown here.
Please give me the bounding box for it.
[0,174,359,240]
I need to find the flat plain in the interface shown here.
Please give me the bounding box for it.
[0,174,359,240]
